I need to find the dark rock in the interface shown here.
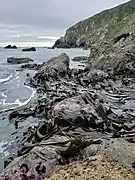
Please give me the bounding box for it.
[22,47,36,52]
[72,56,88,62]
[7,57,33,64]
[20,163,29,173]
[53,92,105,130]
[9,111,20,120]
[47,47,53,49]
[87,69,109,82]
[52,37,77,48]
[38,53,69,78]
[21,63,41,70]
[83,46,88,50]
[12,45,17,49]
[113,33,130,44]
[35,163,46,174]
[4,157,14,169]
[35,122,53,141]
[14,120,19,129]
[9,110,34,120]
[4,45,17,49]
[52,38,63,49]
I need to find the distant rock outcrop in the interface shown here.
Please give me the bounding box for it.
[53,0,135,48]
[4,45,17,49]
[22,47,36,52]
[7,57,33,64]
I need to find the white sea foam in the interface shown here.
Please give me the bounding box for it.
[0,140,10,158]
[1,92,7,98]
[0,75,13,83]
[1,85,36,112]
[0,140,7,154]
[15,72,19,80]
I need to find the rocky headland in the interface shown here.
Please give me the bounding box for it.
[1,0,135,179]
[53,0,135,49]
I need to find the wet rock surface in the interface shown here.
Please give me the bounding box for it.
[20,63,41,70]
[72,56,88,62]
[1,52,135,179]
[7,57,34,64]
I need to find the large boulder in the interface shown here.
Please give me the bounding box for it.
[4,45,17,49]
[38,53,70,77]
[87,69,109,82]
[53,92,105,129]
[7,57,34,64]
[22,47,36,52]
[102,139,135,169]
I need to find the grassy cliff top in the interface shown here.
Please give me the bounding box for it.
[53,0,135,47]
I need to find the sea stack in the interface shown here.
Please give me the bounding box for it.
[4,45,17,49]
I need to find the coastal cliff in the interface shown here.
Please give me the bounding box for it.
[53,0,135,48]
[2,1,135,179]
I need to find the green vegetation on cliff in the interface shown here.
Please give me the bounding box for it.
[53,0,135,48]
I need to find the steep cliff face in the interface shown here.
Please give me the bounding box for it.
[89,32,135,73]
[53,0,135,48]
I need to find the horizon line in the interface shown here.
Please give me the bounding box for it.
[0,41,55,47]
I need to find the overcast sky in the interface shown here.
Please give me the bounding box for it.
[0,0,129,46]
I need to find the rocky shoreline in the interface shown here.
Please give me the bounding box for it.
[1,48,135,179]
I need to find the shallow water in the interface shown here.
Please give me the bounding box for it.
[0,47,89,172]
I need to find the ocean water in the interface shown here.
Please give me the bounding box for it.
[0,47,89,172]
